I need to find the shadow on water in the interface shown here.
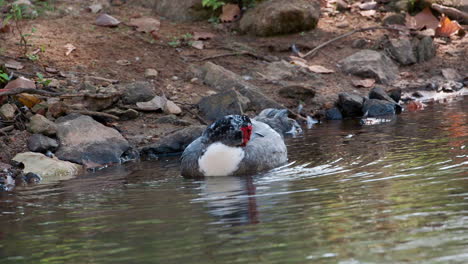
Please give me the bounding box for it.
[0,96,467,264]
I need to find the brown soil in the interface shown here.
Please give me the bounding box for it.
[0,1,467,163]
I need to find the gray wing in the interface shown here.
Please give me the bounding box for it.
[180,137,205,178]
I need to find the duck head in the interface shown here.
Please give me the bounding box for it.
[202,115,253,147]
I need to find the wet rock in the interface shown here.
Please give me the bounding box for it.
[415,36,436,63]
[156,115,192,126]
[145,68,158,79]
[369,86,398,104]
[12,152,82,182]
[0,104,17,120]
[325,107,343,120]
[340,50,398,84]
[362,99,396,117]
[104,108,139,121]
[239,0,320,36]
[27,134,59,153]
[55,115,130,165]
[121,81,156,105]
[385,38,417,65]
[278,85,315,103]
[198,89,250,121]
[388,88,402,102]
[27,114,57,136]
[338,93,365,117]
[382,13,406,26]
[140,125,206,158]
[196,62,283,111]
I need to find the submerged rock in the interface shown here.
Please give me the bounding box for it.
[340,50,399,84]
[362,99,396,117]
[240,0,320,36]
[55,115,130,165]
[338,93,365,117]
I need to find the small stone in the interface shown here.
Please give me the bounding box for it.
[48,78,61,88]
[385,38,416,65]
[352,38,368,49]
[87,3,103,13]
[4,76,36,90]
[382,13,405,26]
[325,107,343,120]
[190,77,198,83]
[136,95,167,111]
[27,114,57,136]
[171,76,179,81]
[95,13,120,27]
[336,21,349,28]
[338,93,365,117]
[165,100,182,115]
[416,36,436,63]
[145,68,159,79]
[104,108,139,121]
[27,134,59,153]
[121,81,156,105]
[0,104,17,120]
[156,115,192,126]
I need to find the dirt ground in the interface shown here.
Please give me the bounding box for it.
[0,0,467,163]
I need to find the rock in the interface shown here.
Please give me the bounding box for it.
[336,21,349,28]
[149,0,211,21]
[336,0,350,11]
[385,38,417,65]
[145,68,159,79]
[338,93,365,117]
[27,134,59,153]
[196,62,283,111]
[95,13,120,27]
[278,85,315,103]
[352,38,368,49]
[441,68,461,81]
[136,95,166,111]
[121,81,156,105]
[104,108,139,120]
[198,89,250,121]
[4,76,36,90]
[362,99,396,117]
[382,13,406,26]
[28,114,57,136]
[13,152,82,182]
[55,115,130,165]
[140,125,206,158]
[239,0,320,36]
[47,101,69,118]
[0,104,17,120]
[165,100,182,115]
[156,115,192,126]
[369,86,398,104]
[339,50,398,84]
[87,3,103,13]
[388,88,402,102]
[415,36,436,63]
[325,107,343,120]
[263,60,317,81]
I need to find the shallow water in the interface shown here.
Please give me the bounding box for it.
[1,96,467,264]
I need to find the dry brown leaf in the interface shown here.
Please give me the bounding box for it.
[95,13,120,27]
[64,43,76,56]
[193,31,215,40]
[289,56,309,68]
[308,65,334,74]
[128,17,160,33]
[352,78,375,88]
[16,93,41,108]
[220,4,241,22]
[405,7,439,30]
[435,15,462,37]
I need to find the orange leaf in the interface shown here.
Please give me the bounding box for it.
[220,4,241,23]
[435,15,462,37]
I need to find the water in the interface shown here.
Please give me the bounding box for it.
[1,97,467,264]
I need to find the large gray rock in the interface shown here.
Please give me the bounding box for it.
[120,81,156,105]
[140,125,206,158]
[27,134,59,153]
[138,0,211,21]
[362,99,396,117]
[196,62,283,111]
[340,50,399,84]
[338,93,365,117]
[55,115,130,165]
[278,85,315,103]
[415,36,436,63]
[198,89,250,121]
[12,152,82,183]
[27,114,57,136]
[240,0,320,36]
[385,38,417,65]
[369,86,398,104]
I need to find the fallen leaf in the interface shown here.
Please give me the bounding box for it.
[95,13,120,27]
[359,10,376,17]
[5,60,24,70]
[405,7,439,30]
[193,31,215,40]
[16,93,41,108]
[289,56,309,68]
[435,15,462,37]
[191,40,204,50]
[308,65,334,74]
[220,4,241,22]
[64,43,76,56]
[406,101,425,111]
[358,1,377,10]
[128,17,160,33]
[352,78,375,88]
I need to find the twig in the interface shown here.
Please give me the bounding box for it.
[67,110,120,120]
[301,26,406,59]
[431,4,468,24]
[0,88,63,97]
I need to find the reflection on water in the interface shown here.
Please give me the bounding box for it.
[0,97,467,264]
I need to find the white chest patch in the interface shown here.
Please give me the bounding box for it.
[198,142,245,176]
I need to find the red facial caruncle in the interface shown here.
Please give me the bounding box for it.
[240,125,253,147]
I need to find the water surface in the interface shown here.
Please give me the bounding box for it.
[1,96,467,264]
